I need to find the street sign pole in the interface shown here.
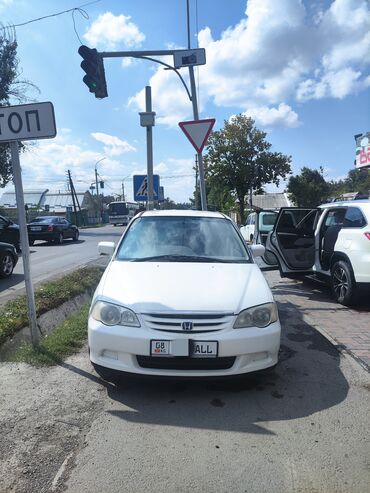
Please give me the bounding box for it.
[10,141,40,346]
[139,87,156,210]
[0,101,57,348]
[146,86,154,210]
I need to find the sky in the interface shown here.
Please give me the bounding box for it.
[0,0,369,203]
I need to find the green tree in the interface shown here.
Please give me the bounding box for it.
[0,27,38,187]
[344,168,370,194]
[204,114,291,223]
[287,166,331,207]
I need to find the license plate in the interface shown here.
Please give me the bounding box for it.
[151,340,170,356]
[150,340,218,358]
[190,341,218,358]
[30,226,42,231]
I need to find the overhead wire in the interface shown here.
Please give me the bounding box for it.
[3,0,100,29]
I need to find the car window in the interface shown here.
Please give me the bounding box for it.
[259,212,277,231]
[323,209,346,227]
[0,217,7,227]
[342,207,367,228]
[30,217,54,223]
[116,216,251,262]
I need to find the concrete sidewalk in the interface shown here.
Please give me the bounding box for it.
[265,271,370,371]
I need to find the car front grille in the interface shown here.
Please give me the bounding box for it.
[140,312,234,333]
[136,355,236,371]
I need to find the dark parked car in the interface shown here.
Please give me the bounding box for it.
[0,215,20,252]
[27,216,79,245]
[0,242,18,278]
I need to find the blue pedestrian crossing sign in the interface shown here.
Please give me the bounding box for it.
[133,175,160,201]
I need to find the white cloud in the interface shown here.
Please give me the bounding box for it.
[128,0,370,129]
[244,103,300,128]
[297,68,363,100]
[91,132,136,156]
[14,129,133,196]
[83,12,145,49]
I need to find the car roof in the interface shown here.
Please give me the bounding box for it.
[319,200,370,209]
[139,209,229,219]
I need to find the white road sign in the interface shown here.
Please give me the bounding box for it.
[173,48,206,69]
[179,118,216,153]
[0,102,56,142]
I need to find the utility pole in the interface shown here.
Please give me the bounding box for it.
[94,157,106,222]
[67,170,78,225]
[122,181,125,201]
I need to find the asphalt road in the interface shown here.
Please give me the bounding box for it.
[0,224,124,304]
[57,283,370,493]
[0,258,369,492]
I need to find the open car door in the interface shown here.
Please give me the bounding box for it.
[265,208,319,276]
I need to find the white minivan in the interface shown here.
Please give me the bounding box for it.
[265,200,370,305]
[89,210,281,383]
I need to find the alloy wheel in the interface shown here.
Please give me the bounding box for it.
[1,254,14,276]
[332,266,349,301]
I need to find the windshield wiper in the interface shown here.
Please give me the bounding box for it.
[131,255,246,263]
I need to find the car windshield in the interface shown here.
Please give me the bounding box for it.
[116,216,251,263]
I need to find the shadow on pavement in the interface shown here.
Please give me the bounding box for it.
[272,276,370,311]
[30,239,86,247]
[80,230,123,238]
[0,273,24,293]
[94,300,350,435]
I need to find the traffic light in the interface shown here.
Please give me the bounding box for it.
[78,45,108,99]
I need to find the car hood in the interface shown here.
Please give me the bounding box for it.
[97,260,274,314]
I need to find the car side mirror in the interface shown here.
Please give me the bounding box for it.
[250,244,265,258]
[98,241,115,256]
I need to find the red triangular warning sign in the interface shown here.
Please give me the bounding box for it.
[179,118,216,153]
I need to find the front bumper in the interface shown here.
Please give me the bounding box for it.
[88,318,281,377]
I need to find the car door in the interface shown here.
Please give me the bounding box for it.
[0,216,11,243]
[59,219,71,237]
[265,208,319,276]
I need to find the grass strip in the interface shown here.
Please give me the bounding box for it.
[9,303,90,365]
[0,266,103,346]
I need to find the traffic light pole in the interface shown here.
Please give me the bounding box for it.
[90,48,208,209]
[188,65,207,210]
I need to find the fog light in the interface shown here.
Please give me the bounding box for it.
[102,350,118,360]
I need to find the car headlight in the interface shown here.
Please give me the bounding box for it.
[234,302,278,329]
[91,301,140,327]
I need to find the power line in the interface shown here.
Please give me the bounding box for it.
[3,0,100,29]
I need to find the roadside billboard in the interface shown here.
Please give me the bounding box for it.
[355,132,370,169]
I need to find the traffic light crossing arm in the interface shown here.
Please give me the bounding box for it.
[78,45,108,99]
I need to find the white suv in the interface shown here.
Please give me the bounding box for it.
[265,200,370,305]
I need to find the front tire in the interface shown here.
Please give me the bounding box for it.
[0,253,15,278]
[72,230,79,241]
[330,260,355,306]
